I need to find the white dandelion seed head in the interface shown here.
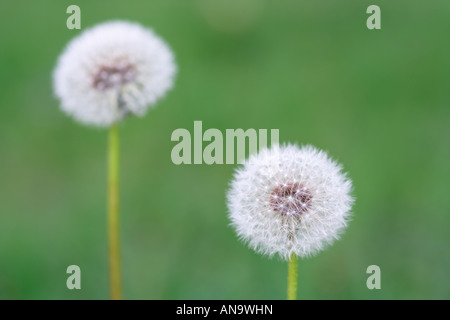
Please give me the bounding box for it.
[53,20,177,127]
[227,144,354,260]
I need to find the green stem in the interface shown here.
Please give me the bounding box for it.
[108,124,122,300]
[287,253,298,300]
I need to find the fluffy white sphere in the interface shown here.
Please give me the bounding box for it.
[53,21,177,127]
[227,144,354,260]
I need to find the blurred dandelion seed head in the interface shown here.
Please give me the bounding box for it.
[53,21,177,127]
[227,144,354,260]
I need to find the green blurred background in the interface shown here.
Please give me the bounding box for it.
[0,0,449,300]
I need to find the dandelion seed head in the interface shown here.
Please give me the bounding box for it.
[227,144,354,260]
[53,21,177,127]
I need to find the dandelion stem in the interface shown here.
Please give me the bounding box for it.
[108,123,122,300]
[287,253,298,300]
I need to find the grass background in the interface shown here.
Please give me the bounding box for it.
[0,0,449,299]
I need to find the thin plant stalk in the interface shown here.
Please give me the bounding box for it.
[108,124,122,300]
[287,253,298,300]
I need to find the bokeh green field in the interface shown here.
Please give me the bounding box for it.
[0,0,449,299]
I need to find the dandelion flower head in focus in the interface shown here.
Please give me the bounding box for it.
[53,20,176,127]
[227,144,354,260]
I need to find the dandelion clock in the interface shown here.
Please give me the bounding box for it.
[227,144,354,299]
[53,21,176,299]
